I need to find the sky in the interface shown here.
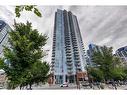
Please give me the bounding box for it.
[0,6,127,63]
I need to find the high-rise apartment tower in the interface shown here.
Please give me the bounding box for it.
[0,20,11,57]
[51,9,87,84]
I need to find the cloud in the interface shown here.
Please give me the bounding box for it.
[0,6,127,63]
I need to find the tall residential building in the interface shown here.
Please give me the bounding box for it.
[115,46,127,63]
[0,20,11,86]
[51,9,87,84]
[0,20,11,57]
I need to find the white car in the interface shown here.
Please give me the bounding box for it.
[60,82,68,87]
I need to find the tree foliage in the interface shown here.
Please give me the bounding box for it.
[110,67,126,80]
[88,67,104,82]
[15,5,42,17]
[88,46,126,81]
[0,21,49,89]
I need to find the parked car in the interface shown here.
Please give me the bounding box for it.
[60,82,68,87]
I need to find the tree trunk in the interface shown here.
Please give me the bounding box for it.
[20,85,22,90]
[29,83,32,90]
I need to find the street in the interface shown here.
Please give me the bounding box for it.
[31,84,77,90]
[30,84,127,90]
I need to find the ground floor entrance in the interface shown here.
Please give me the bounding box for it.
[54,73,87,84]
[54,75,76,84]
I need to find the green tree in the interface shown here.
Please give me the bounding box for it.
[15,5,42,17]
[91,46,125,81]
[124,67,127,80]
[88,67,104,82]
[110,66,126,81]
[0,21,49,89]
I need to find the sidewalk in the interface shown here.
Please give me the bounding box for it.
[81,84,127,90]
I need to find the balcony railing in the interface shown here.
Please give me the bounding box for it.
[67,65,73,69]
[66,53,71,57]
[67,70,73,74]
[52,58,55,60]
[51,61,55,64]
[75,60,80,63]
[51,68,54,71]
[66,59,72,62]
[75,63,81,66]
[51,64,54,67]
[67,62,73,66]
[52,54,55,57]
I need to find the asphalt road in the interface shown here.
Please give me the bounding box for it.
[31,84,127,90]
[32,84,77,90]
[8,83,127,90]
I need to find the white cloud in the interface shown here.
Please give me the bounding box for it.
[0,6,127,63]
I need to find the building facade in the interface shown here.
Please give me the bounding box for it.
[0,20,11,88]
[51,9,87,84]
[115,46,127,63]
[0,20,11,57]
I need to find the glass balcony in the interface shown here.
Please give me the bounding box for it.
[74,51,79,54]
[74,52,79,55]
[66,49,71,52]
[67,66,73,70]
[51,64,54,67]
[75,57,80,61]
[73,48,78,51]
[66,49,71,51]
[67,70,73,74]
[66,50,71,53]
[73,43,77,45]
[52,58,55,60]
[72,36,76,39]
[73,50,79,53]
[52,49,55,52]
[52,52,55,55]
[73,45,78,48]
[51,61,55,65]
[52,54,55,57]
[75,60,80,63]
[66,45,71,47]
[66,47,71,50]
[66,44,71,47]
[66,56,72,59]
[51,68,54,71]
[72,40,76,42]
[66,59,72,62]
[52,46,55,49]
[53,36,56,38]
[53,39,56,42]
[66,53,71,56]
[53,41,55,43]
[53,44,55,46]
[65,39,70,42]
[67,62,73,66]
[65,40,70,43]
[75,63,81,66]
[65,35,70,37]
